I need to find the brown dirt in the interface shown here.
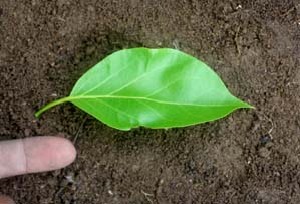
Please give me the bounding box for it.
[0,0,300,203]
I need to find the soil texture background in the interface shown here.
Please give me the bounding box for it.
[0,0,300,203]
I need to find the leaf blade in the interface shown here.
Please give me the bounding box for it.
[66,48,252,130]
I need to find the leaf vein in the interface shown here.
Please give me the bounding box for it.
[135,100,182,123]
[94,98,139,124]
[76,61,132,95]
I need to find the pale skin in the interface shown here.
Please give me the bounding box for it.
[0,136,76,204]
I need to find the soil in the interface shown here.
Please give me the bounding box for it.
[0,0,300,203]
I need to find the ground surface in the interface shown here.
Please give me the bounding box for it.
[0,0,300,203]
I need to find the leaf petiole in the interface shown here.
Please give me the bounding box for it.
[35,96,72,118]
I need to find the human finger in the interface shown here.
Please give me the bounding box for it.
[0,195,15,204]
[0,136,76,179]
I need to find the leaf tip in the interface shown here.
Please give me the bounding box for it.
[242,101,255,109]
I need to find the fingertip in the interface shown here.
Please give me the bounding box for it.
[55,136,77,167]
[24,136,77,173]
[0,136,77,179]
[0,195,15,204]
[40,136,77,169]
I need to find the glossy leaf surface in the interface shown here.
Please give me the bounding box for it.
[36,48,251,130]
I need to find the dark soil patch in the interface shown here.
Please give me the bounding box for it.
[1,0,300,203]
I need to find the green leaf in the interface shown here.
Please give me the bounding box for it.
[35,48,252,130]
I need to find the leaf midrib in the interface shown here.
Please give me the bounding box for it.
[67,95,243,108]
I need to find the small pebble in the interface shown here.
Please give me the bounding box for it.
[258,147,271,158]
[259,134,272,145]
[236,5,242,9]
